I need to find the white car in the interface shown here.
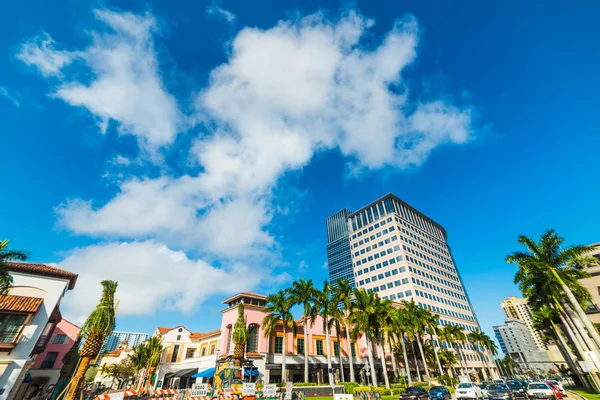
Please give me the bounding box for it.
[456,382,484,400]
[527,382,556,400]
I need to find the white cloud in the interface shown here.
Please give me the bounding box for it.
[37,8,475,316]
[0,87,20,106]
[58,241,272,320]
[18,10,181,152]
[208,2,236,23]
[17,33,74,77]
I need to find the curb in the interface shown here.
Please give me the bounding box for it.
[567,391,586,400]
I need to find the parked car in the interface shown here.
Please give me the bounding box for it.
[545,382,563,399]
[479,383,490,399]
[526,382,556,400]
[487,384,514,400]
[456,382,484,400]
[507,380,527,398]
[400,387,431,400]
[545,380,566,397]
[429,386,451,400]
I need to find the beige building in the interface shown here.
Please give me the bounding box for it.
[94,340,134,388]
[328,193,497,379]
[577,243,600,324]
[500,296,546,350]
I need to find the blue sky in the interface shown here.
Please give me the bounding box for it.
[1,0,600,344]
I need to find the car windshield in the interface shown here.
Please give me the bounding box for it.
[458,383,473,389]
[406,387,425,393]
[529,384,549,390]
[508,382,521,389]
[489,385,508,391]
[430,387,444,392]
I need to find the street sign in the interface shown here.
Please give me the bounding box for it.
[243,382,256,395]
[224,388,233,396]
[263,384,277,396]
[191,383,209,397]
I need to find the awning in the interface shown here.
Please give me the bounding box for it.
[0,295,43,313]
[244,368,259,377]
[173,368,198,377]
[192,367,215,378]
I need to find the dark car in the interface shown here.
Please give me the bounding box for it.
[487,384,514,400]
[401,386,431,400]
[507,380,527,398]
[429,386,451,400]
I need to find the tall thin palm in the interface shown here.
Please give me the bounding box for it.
[263,290,295,383]
[422,310,444,377]
[439,325,460,376]
[145,336,164,391]
[349,289,378,387]
[0,239,30,294]
[391,308,413,386]
[290,278,317,383]
[332,279,356,382]
[66,280,118,400]
[315,281,335,387]
[507,230,600,349]
[328,304,346,383]
[468,329,496,380]
[402,300,430,379]
[130,342,148,390]
[371,295,392,389]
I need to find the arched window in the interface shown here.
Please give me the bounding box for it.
[226,325,233,354]
[247,324,259,353]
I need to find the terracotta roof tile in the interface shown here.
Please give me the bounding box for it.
[0,295,43,313]
[157,327,173,334]
[190,329,221,339]
[7,262,78,290]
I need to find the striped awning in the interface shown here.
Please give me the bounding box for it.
[0,295,43,313]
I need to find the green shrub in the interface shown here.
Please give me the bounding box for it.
[355,386,385,394]
[341,382,360,394]
[438,375,457,388]
[292,382,319,386]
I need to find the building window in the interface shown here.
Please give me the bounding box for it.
[0,314,26,343]
[297,338,304,354]
[210,344,216,355]
[41,352,59,369]
[247,324,259,353]
[186,348,195,359]
[226,327,232,354]
[275,337,284,354]
[333,341,340,357]
[53,334,68,344]
[171,345,180,362]
[316,340,324,355]
[201,347,206,356]
[350,342,356,357]
[177,335,181,341]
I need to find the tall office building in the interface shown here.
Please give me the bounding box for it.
[493,319,553,372]
[326,209,354,288]
[500,296,545,350]
[103,331,149,352]
[326,193,493,376]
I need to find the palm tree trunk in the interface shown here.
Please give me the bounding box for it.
[377,337,390,389]
[146,365,158,392]
[365,334,378,387]
[415,332,430,379]
[325,323,333,386]
[552,320,592,391]
[477,350,488,380]
[303,317,309,383]
[345,323,355,382]
[282,326,288,383]
[456,342,467,375]
[559,311,600,391]
[388,335,399,382]
[336,332,346,383]
[552,269,600,350]
[445,342,458,377]
[430,328,443,377]
[563,301,600,354]
[65,356,91,400]
[411,340,422,382]
[401,336,412,386]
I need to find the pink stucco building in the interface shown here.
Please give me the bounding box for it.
[29,319,80,387]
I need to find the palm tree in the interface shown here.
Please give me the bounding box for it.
[349,289,378,387]
[290,278,317,383]
[315,281,335,386]
[422,310,444,377]
[439,325,461,376]
[263,290,295,384]
[0,239,30,294]
[507,230,600,349]
[233,303,248,367]
[468,329,497,380]
[402,300,430,379]
[144,336,164,391]
[65,280,118,400]
[331,279,356,382]
[328,304,346,383]
[438,349,459,375]
[391,307,413,385]
[130,342,148,390]
[372,295,392,389]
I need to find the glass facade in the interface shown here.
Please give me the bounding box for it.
[326,209,354,288]
[103,331,149,352]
